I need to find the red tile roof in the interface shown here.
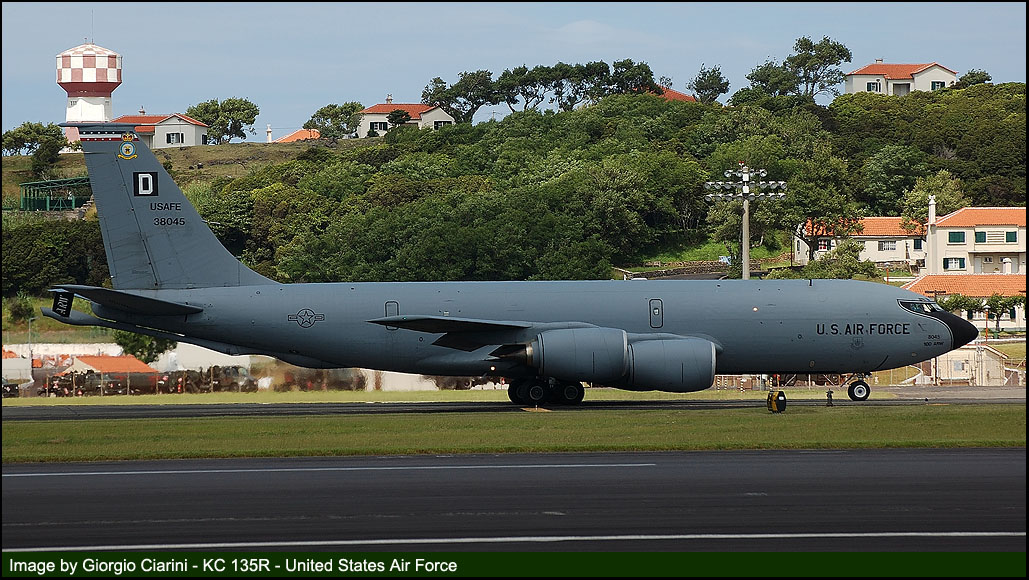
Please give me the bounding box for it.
[655,85,697,102]
[935,207,1026,228]
[2,349,20,359]
[903,274,1027,298]
[73,355,157,374]
[359,103,438,119]
[801,217,924,237]
[274,129,320,143]
[854,217,924,237]
[111,113,209,127]
[847,62,957,79]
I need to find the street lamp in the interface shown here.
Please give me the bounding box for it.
[704,162,787,280]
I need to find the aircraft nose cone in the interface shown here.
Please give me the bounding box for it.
[942,311,979,348]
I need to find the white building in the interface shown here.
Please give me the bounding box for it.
[922,204,1026,276]
[356,95,455,138]
[902,274,1026,332]
[795,216,926,268]
[110,112,209,149]
[844,60,958,96]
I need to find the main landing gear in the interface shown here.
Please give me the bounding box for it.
[846,375,871,401]
[508,379,585,406]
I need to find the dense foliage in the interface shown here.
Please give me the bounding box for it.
[1,82,1024,294]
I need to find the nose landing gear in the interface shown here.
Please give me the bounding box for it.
[846,377,870,401]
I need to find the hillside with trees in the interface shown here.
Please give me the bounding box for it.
[2,62,1025,296]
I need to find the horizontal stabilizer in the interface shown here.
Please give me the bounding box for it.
[367,315,531,334]
[53,284,203,316]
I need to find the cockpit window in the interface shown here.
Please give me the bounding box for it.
[900,300,943,314]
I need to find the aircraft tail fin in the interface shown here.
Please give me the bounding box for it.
[64,122,273,289]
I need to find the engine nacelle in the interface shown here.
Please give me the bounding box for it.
[531,327,629,384]
[526,328,716,393]
[625,337,716,392]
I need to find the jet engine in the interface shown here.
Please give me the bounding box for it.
[519,327,716,392]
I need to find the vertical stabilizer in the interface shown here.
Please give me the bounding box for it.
[66,123,273,289]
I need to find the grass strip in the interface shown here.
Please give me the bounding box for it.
[3,404,1023,463]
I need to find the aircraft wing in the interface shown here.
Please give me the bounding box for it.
[367,315,597,352]
[367,315,532,334]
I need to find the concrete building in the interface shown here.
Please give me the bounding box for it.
[844,60,957,96]
[356,95,455,138]
[920,344,1021,387]
[903,274,1026,332]
[111,111,209,149]
[795,216,926,269]
[922,203,1026,276]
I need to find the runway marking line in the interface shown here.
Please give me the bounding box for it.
[6,531,1026,552]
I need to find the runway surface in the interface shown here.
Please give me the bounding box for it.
[3,449,1024,552]
[3,388,1024,421]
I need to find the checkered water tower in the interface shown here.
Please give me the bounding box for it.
[56,42,122,142]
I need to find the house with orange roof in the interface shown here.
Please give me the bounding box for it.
[902,274,1026,331]
[795,216,926,268]
[356,95,455,138]
[110,110,209,149]
[273,129,321,143]
[923,204,1025,276]
[844,60,957,96]
[655,85,697,103]
[66,355,157,375]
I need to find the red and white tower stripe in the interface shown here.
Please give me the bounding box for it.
[57,43,122,142]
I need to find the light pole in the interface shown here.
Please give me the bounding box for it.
[704,162,786,280]
[27,316,37,363]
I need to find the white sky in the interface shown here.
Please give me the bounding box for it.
[2,2,1025,138]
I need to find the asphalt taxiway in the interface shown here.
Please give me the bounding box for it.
[3,449,1025,552]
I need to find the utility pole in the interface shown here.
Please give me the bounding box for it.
[704,162,786,279]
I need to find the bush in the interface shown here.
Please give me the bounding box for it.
[6,292,35,323]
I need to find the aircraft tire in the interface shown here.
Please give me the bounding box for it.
[526,382,548,405]
[514,382,532,405]
[848,380,870,401]
[507,383,524,404]
[558,383,585,405]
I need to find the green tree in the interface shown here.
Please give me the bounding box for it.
[421,70,499,123]
[860,145,929,215]
[608,59,661,95]
[784,145,864,263]
[496,65,555,112]
[935,293,983,316]
[303,102,364,141]
[985,293,1023,335]
[953,69,991,89]
[784,35,853,99]
[550,61,610,111]
[113,330,176,364]
[1,122,69,177]
[186,97,260,143]
[687,64,730,104]
[2,122,65,156]
[745,60,800,97]
[766,239,878,280]
[900,170,971,232]
[5,292,35,323]
[386,109,413,129]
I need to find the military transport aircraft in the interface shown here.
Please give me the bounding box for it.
[42,123,978,405]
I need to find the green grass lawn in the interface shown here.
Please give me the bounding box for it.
[3,404,1023,463]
